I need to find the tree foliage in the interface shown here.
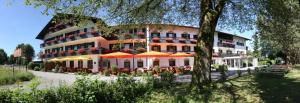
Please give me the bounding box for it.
[257,0,300,64]
[0,49,8,65]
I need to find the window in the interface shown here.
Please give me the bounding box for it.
[101,59,110,68]
[84,28,88,32]
[152,45,161,52]
[166,33,176,38]
[236,42,244,46]
[124,60,130,68]
[88,60,93,69]
[151,32,160,38]
[78,60,83,68]
[70,61,74,68]
[182,33,190,39]
[137,60,143,68]
[226,50,232,54]
[184,59,190,66]
[169,59,176,66]
[62,61,66,67]
[219,50,223,54]
[153,59,159,66]
[193,35,198,39]
[182,46,191,52]
[167,45,177,52]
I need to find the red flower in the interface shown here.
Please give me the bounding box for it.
[68,35,74,39]
[52,52,58,55]
[79,32,86,36]
[59,51,65,55]
[137,48,146,52]
[46,41,52,44]
[122,48,131,53]
[78,48,85,54]
[68,50,75,54]
[60,37,65,41]
[137,32,145,35]
[89,47,98,52]
[152,37,160,41]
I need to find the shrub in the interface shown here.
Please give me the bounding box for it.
[34,66,40,71]
[0,68,35,85]
[27,62,40,70]
[154,66,160,74]
[159,71,174,88]
[103,69,110,76]
[247,68,251,74]
[111,65,118,75]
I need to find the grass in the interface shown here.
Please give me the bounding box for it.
[138,68,300,103]
[0,67,35,85]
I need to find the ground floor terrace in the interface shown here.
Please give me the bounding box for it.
[43,52,258,74]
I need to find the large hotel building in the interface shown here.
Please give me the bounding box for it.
[36,14,257,73]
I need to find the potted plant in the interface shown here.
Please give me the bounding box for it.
[89,47,98,52]
[111,65,118,75]
[52,52,58,56]
[59,51,65,56]
[137,47,146,52]
[91,30,98,36]
[79,32,86,37]
[60,37,65,41]
[122,48,131,53]
[154,66,160,75]
[78,48,86,54]
[68,50,75,55]
[68,35,75,40]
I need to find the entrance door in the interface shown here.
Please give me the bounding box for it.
[153,60,159,67]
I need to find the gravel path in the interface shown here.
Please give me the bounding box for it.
[0,71,77,90]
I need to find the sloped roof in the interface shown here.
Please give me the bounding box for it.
[35,13,105,40]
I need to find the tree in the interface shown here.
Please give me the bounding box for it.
[25,0,265,88]
[15,43,35,65]
[257,0,300,64]
[8,55,15,65]
[252,33,260,58]
[0,49,8,65]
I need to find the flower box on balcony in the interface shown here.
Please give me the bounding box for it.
[68,35,75,40]
[59,51,65,56]
[91,31,99,37]
[52,52,58,56]
[89,47,98,52]
[178,38,186,41]
[52,40,58,44]
[46,41,52,45]
[79,32,87,37]
[78,48,86,54]
[137,32,145,35]
[122,48,131,53]
[152,37,160,41]
[68,50,75,55]
[60,37,65,41]
[137,48,146,52]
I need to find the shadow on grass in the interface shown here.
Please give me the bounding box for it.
[254,73,300,103]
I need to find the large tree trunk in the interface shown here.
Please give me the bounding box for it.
[192,0,226,88]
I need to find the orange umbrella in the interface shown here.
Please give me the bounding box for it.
[135,51,170,57]
[170,52,192,57]
[100,52,133,58]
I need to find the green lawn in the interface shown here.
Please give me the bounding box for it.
[0,67,35,85]
[138,69,300,103]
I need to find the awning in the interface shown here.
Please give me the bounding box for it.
[170,52,192,57]
[135,51,170,58]
[100,52,134,58]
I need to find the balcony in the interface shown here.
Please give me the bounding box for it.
[43,47,101,58]
[41,31,100,47]
[217,42,235,48]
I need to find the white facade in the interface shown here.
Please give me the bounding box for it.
[39,23,256,72]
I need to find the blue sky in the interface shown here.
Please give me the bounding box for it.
[0,1,255,59]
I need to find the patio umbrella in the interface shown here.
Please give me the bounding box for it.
[100,52,134,66]
[135,51,170,69]
[135,51,170,58]
[74,56,91,60]
[170,52,192,57]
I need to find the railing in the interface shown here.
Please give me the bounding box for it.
[151,37,197,44]
[42,47,101,58]
[41,31,100,47]
[217,42,235,48]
